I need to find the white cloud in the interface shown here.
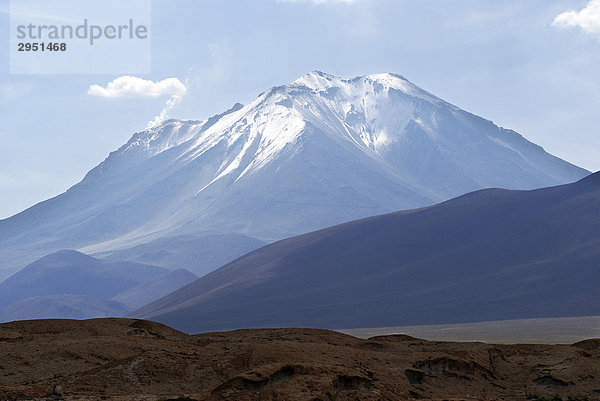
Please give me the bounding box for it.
[88,76,186,99]
[552,0,600,34]
[88,76,187,128]
[276,0,355,4]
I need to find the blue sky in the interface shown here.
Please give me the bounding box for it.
[1,0,599,218]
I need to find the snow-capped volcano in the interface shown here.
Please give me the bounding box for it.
[0,71,588,280]
[89,71,441,185]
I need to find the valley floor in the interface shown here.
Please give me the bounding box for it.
[339,315,600,344]
[0,318,599,401]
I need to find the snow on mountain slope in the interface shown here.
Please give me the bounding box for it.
[0,71,589,280]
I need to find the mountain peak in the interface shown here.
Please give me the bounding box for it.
[294,70,409,86]
[289,71,442,107]
[73,70,589,213]
[365,72,413,88]
[292,70,344,91]
[0,71,588,280]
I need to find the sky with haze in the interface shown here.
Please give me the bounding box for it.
[0,0,599,218]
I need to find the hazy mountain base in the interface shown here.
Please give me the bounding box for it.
[110,269,198,310]
[0,250,167,310]
[0,294,130,322]
[90,233,266,277]
[0,318,599,401]
[0,251,198,322]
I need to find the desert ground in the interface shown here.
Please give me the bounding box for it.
[0,318,599,401]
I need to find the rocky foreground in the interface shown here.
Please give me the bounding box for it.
[0,319,598,401]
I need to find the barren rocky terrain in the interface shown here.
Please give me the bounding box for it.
[0,318,599,401]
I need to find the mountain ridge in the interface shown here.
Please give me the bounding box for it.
[0,250,167,309]
[0,71,589,280]
[132,172,600,333]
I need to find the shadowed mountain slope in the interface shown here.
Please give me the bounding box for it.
[133,172,600,333]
